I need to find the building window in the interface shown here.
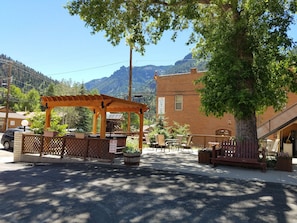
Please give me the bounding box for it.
[158,97,165,115]
[175,95,183,111]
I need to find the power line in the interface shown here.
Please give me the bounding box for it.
[48,61,128,76]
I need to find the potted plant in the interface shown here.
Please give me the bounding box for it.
[123,138,141,166]
[275,152,292,172]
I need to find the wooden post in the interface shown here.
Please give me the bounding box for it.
[138,110,144,152]
[100,107,107,139]
[92,109,99,134]
[45,107,52,129]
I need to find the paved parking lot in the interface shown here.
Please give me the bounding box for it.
[1,159,297,223]
[1,145,297,223]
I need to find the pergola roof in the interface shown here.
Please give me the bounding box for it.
[41,94,149,113]
[40,94,148,150]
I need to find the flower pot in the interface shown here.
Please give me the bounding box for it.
[275,158,292,172]
[123,152,141,166]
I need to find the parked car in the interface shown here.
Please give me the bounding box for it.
[1,128,30,150]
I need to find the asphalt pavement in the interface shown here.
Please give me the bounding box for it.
[1,146,297,223]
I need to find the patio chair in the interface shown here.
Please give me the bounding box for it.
[267,139,280,157]
[144,134,157,148]
[156,134,167,152]
[173,134,183,150]
[181,135,193,151]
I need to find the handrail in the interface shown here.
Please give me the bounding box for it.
[257,102,297,139]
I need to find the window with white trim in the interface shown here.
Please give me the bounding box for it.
[158,97,165,115]
[175,95,183,111]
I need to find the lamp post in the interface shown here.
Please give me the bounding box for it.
[21,120,29,132]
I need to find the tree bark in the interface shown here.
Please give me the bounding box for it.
[235,113,258,142]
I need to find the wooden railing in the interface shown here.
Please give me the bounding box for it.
[22,134,115,162]
[190,134,233,148]
[257,102,297,139]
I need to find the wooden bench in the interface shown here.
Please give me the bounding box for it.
[212,140,267,172]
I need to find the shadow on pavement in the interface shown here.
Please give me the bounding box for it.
[0,162,297,223]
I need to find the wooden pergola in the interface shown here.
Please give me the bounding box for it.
[41,94,149,150]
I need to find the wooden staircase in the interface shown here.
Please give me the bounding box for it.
[257,103,297,139]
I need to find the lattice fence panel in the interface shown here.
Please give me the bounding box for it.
[87,139,101,159]
[23,134,42,154]
[42,137,64,156]
[23,135,115,162]
[98,139,115,160]
[64,138,88,158]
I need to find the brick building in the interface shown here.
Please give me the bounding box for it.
[155,68,297,153]
[155,68,235,146]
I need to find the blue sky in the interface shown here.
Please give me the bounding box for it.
[1,1,296,83]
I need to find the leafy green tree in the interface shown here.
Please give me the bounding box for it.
[149,117,170,140]
[45,83,55,96]
[6,85,40,112]
[74,83,91,131]
[24,89,41,112]
[169,121,191,139]
[9,85,24,111]
[28,111,68,135]
[121,112,139,132]
[28,112,45,134]
[53,80,86,130]
[66,0,297,141]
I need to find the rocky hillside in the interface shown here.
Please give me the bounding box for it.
[85,54,207,97]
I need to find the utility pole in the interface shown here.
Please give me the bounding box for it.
[4,62,12,131]
[127,46,132,133]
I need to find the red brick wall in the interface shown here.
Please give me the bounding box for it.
[155,68,297,145]
[155,68,235,140]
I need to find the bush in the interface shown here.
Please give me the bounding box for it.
[28,111,67,136]
[123,137,140,154]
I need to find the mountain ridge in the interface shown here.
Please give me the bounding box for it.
[85,53,206,97]
[0,53,206,98]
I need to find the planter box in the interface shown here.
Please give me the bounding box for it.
[43,131,58,137]
[75,133,85,139]
[123,152,141,166]
[275,158,292,172]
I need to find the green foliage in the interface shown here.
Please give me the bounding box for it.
[121,112,139,132]
[169,121,191,139]
[28,112,45,134]
[148,117,170,140]
[66,0,297,141]
[4,85,41,112]
[24,89,41,111]
[73,84,92,131]
[123,137,140,154]
[28,111,68,135]
[266,156,277,168]
[194,1,297,121]
[148,118,191,142]
[45,83,55,96]
[74,106,91,132]
[0,54,58,95]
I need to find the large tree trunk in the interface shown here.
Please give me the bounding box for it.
[235,113,258,142]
